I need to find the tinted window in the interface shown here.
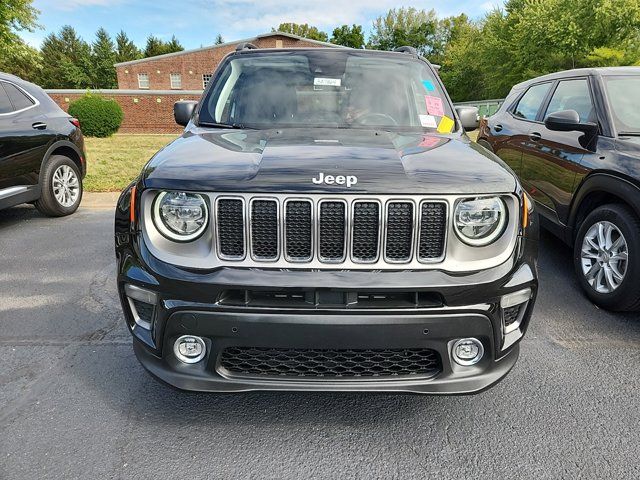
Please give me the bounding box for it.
[3,82,34,111]
[513,83,551,120]
[0,83,13,114]
[545,79,594,123]
[603,75,640,134]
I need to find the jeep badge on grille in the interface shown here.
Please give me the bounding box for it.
[312,172,358,188]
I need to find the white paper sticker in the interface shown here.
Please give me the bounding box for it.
[419,115,437,128]
[314,77,341,87]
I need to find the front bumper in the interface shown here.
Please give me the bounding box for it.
[116,224,538,394]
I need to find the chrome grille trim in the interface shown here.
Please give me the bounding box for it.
[417,200,448,264]
[215,196,247,261]
[383,200,416,264]
[283,198,314,262]
[351,199,382,264]
[141,192,521,272]
[249,197,280,262]
[317,199,348,263]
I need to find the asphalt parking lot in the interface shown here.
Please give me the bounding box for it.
[1,204,639,479]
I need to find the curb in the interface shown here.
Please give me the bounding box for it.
[81,192,121,209]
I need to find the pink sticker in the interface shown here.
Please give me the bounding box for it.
[419,136,440,148]
[425,95,444,117]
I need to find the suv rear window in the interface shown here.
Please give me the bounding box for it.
[0,83,14,113]
[513,83,552,120]
[198,51,455,132]
[3,82,34,111]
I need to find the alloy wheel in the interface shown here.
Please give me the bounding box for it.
[580,220,628,294]
[52,165,80,208]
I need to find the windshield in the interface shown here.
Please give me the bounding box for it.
[198,50,455,132]
[604,75,640,134]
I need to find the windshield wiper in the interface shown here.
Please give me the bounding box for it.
[618,131,640,136]
[198,121,252,129]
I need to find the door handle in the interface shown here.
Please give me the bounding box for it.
[529,131,541,141]
[32,122,47,130]
[494,124,503,132]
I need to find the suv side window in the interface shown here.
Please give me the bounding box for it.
[0,83,13,114]
[544,79,594,123]
[513,83,552,120]
[3,82,34,111]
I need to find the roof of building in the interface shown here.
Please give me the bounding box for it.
[114,31,346,67]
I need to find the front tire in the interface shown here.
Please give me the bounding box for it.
[35,155,83,217]
[573,204,640,311]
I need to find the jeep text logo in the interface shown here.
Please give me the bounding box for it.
[312,172,358,188]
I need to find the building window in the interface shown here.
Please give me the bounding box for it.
[202,74,212,89]
[170,73,182,89]
[137,73,149,89]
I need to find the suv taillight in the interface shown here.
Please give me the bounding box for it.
[69,118,81,128]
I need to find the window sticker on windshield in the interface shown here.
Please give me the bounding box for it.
[425,96,445,117]
[419,114,437,128]
[419,135,441,148]
[437,115,455,133]
[314,78,341,87]
[422,80,435,91]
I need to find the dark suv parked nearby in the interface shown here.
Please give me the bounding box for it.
[115,45,538,394]
[0,73,86,216]
[478,67,640,311]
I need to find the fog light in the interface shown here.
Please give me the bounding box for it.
[452,338,484,366]
[174,335,206,364]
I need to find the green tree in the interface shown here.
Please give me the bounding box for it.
[39,26,92,88]
[330,24,364,48]
[368,7,438,55]
[274,23,328,42]
[115,30,141,63]
[0,0,41,80]
[215,34,224,44]
[144,34,184,57]
[91,28,117,88]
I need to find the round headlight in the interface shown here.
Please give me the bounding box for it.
[153,191,209,242]
[454,197,506,246]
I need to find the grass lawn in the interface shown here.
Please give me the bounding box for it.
[84,134,177,192]
[83,131,480,192]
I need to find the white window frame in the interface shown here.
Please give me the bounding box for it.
[170,73,182,90]
[202,73,213,89]
[138,73,150,89]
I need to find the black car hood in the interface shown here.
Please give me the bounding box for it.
[142,128,517,194]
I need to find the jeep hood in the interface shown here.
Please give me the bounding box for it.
[142,128,517,194]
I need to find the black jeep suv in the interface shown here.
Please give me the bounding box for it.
[0,73,86,216]
[478,67,640,311]
[115,46,538,394]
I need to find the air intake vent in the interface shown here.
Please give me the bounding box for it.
[352,201,380,262]
[319,201,346,262]
[285,200,312,261]
[250,199,278,260]
[217,198,245,259]
[418,202,447,261]
[219,347,442,379]
[385,202,414,262]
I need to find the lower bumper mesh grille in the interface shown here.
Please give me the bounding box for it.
[219,347,442,379]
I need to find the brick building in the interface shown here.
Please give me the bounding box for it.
[115,32,341,91]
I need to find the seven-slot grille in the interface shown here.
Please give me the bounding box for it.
[214,196,447,265]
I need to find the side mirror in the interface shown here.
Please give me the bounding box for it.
[174,100,198,127]
[544,109,598,136]
[455,106,479,132]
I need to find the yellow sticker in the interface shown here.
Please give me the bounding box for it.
[437,115,454,133]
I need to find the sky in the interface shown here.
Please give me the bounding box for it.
[21,0,504,50]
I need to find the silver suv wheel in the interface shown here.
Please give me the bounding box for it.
[580,220,628,293]
[52,164,80,207]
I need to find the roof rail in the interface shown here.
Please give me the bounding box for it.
[236,42,258,52]
[394,46,418,55]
